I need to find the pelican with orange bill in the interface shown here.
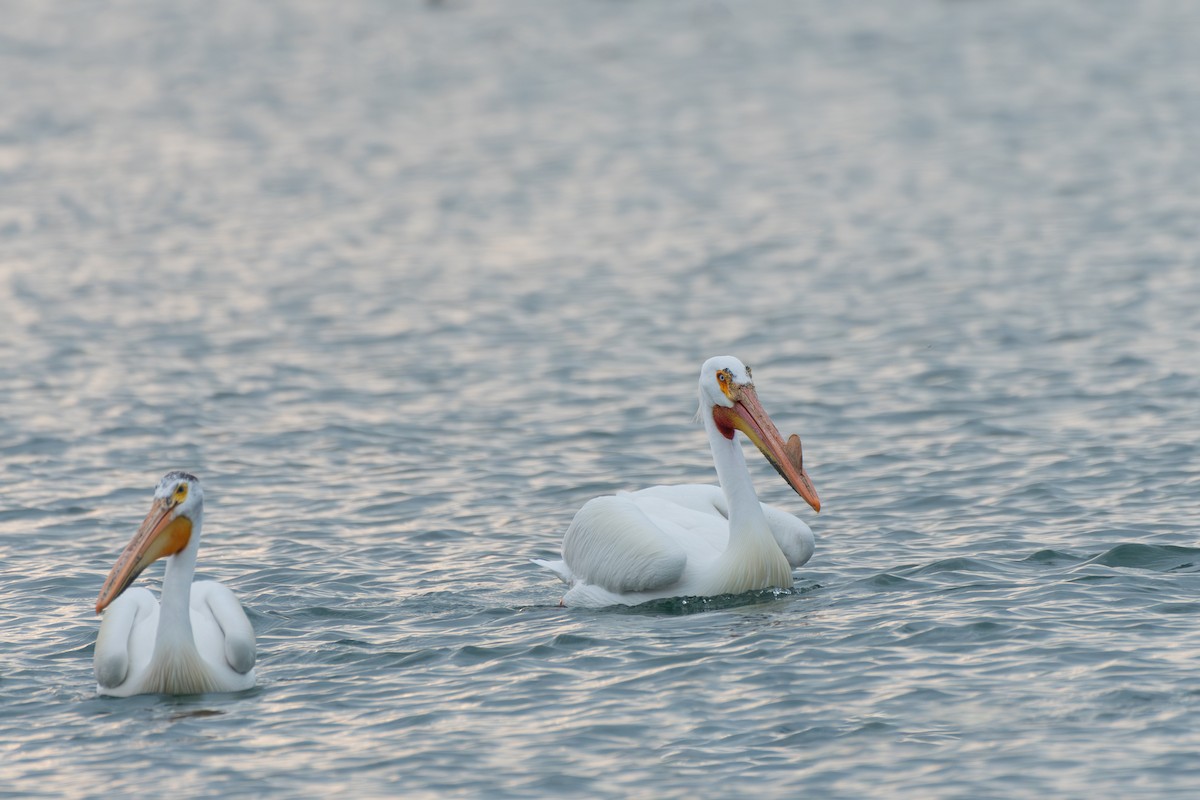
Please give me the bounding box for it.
[93,472,255,696]
[534,356,822,607]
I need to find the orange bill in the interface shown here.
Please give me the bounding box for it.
[95,497,193,614]
[711,384,821,512]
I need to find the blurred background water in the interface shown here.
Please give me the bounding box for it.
[1,0,1199,797]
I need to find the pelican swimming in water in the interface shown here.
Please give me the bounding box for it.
[535,356,821,607]
[93,472,256,696]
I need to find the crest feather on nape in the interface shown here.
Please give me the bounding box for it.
[162,470,199,484]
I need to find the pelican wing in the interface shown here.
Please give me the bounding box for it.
[560,494,688,593]
[760,503,816,568]
[191,581,256,674]
[634,484,814,567]
[94,588,156,689]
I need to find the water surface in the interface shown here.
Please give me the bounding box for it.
[2,1,1199,797]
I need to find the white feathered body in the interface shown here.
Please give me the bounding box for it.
[535,484,814,608]
[94,581,256,697]
[93,474,256,697]
[535,356,821,608]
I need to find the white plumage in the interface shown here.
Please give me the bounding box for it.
[93,472,256,696]
[536,356,821,608]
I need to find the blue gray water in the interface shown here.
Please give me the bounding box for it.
[2,1,1199,797]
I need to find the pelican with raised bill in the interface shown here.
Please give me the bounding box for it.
[93,472,256,696]
[534,356,822,608]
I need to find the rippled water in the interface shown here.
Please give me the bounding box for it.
[2,1,1199,797]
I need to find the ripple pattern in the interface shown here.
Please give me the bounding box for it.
[2,1,1199,798]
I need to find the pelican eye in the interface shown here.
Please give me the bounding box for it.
[174,484,188,500]
[717,372,728,384]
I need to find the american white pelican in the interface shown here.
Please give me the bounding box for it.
[535,356,821,607]
[93,472,256,696]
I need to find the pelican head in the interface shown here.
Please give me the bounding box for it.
[699,356,821,512]
[95,472,204,614]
